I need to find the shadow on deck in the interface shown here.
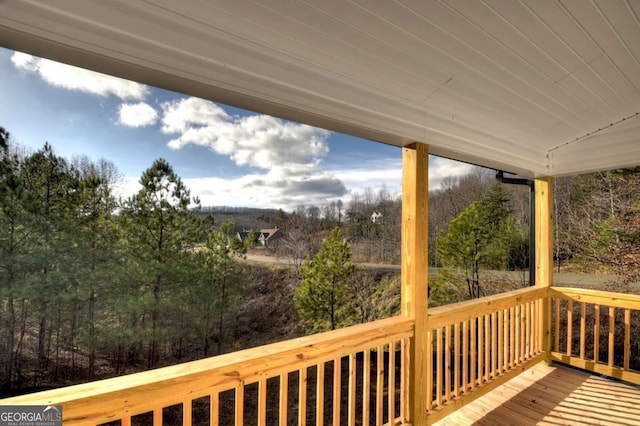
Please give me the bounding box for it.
[435,362,640,425]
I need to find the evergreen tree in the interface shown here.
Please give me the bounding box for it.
[294,227,355,331]
[436,184,517,299]
[122,158,203,368]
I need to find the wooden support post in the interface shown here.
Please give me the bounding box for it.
[535,177,554,365]
[401,143,429,425]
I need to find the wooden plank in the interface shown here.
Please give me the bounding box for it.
[535,177,553,365]
[484,315,490,381]
[349,354,356,426]
[444,325,451,402]
[477,318,483,387]
[153,408,162,425]
[299,367,307,426]
[525,303,531,359]
[279,374,288,426]
[509,306,515,369]
[550,352,640,385]
[121,417,131,426]
[388,343,396,421]
[554,298,560,352]
[426,354,545,424]
[362,350,370,425]
[376,347,383,426]
[496,310,506,376]
[454,323,460,397]
[183,400,192,426]
[462,320,468,393]
[333,358,341,426]
[258,379,266,426]
[549,287,640,310]
[235,384,244,426]
[514,305,520,365]
[608,307,615,368]
[427,287,546,329]
[594,305,600,364]
[567,299,573,357]
[211,392,219,426]
[501,309,507,372]
[316,363,324,426]
[624,309,631,371]
[579,302,586,360]
[491,312,497,377]
[436,328,443,407]
[399,340,406,422]
[470,318,476,390]
[401,143,429,426]
[426,330,433,409]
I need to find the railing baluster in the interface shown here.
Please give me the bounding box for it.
[509,306,515,368]
[524,303,530,359]
[376,348,383,426]
[426,331,433,410]
[444,325,451,402]
[594,305,600,364]
[528,302,534,358]
[515,305,520,365]
[554,298,560,352]
[257,379,266,426]
[388,343,396,422]
[299,367,307,426]
[121,416,131,426]
[462,320,468,393]
[454,322,460,397]
[211,392,219,426]
[492,312,497,377]
[334,358,342,426]
[608,307,615,367]
[279,374,288,426]
[477,317,483,386]
[567,299,573,357]
[183,400,192,426]
[349,353,356,426]
[436,328,443,406]
[235,383,244,426]
[317,363,324,426]
[154,408,162,425]
[624,309,631,371]
[580,302,586,360]
[484,315,490,382]
[363,349,371,426]
[520,304,526,362]
[470,318,476,390]
[501,309,507,373]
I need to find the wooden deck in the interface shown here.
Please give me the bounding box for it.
[434,362,640,426]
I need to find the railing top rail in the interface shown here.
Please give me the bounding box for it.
[1,316,413,423]
[427,286,547,329]
[550,286,640,309]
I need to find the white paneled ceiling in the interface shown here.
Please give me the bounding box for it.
[0,0,638,176]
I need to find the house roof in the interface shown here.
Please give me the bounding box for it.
[1,1,638,177]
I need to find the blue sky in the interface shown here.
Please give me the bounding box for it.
[0,47,473,210]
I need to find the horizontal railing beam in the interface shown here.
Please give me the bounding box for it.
[427,287,547,330]
[550,287,640,309]
[1,316,413,425]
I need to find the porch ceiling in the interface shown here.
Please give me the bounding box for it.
[1,0,638,177]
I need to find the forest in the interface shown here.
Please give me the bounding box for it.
[1,125,639,394]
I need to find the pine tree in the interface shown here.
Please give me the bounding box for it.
[437,184,516,299]
[122,158,203,368]
[294,227,355,331]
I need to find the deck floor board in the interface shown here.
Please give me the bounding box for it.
[434,362,640,425]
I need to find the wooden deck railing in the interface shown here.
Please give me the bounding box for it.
[424,286,546,423]
[1,316,412,426]
[550,287,640,385]
[2,286,638,425]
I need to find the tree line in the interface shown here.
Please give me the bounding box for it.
[0,129,249,389]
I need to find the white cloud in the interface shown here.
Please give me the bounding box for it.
[118,102,158,127]
[161,97,330,171]
[11,52,148,100]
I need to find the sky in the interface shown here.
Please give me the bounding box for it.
[0,47,475,211]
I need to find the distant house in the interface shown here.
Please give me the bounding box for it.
[258,227,281,247]
[371,211,383,224]
[236,228,253,243]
